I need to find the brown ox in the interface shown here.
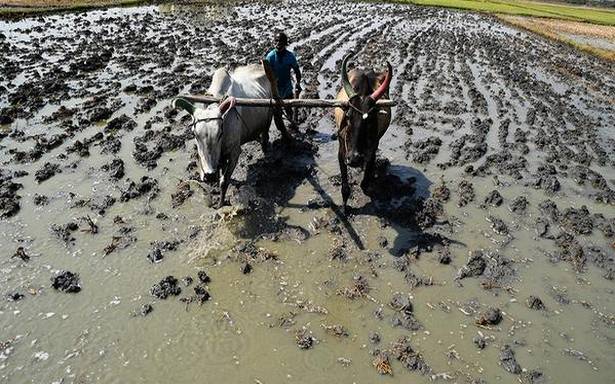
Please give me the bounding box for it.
[334,54,393,212]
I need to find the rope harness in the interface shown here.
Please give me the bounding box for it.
[189,96,251,141]
[337,95,386,156]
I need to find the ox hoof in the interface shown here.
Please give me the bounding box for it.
[341,205,351,216]
[360,182,374,197]
[282,135,296,146]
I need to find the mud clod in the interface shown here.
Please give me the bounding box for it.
[120,176,159,202]
[535,218,550,238]
[480,252,515,287]
[0,171,22,218]
[11,247,29,262]
[105,114,136,133]
[7,292,25,302]
[329,244,350,262]
[50,222,79,244]
[369,332,381,344]
[390,336,431,374]
[101,158,125,180]
[509,196,528,214]
[322,324,349,337]
[34,163,61,183]
[171,181,193,208]
[522,370,545,384]
[476,307,503,326]
[410,136,442,163]
[295,329,315,350]
[146,240,179,263]
[389,293,413,313]
[483,190,503,207]
[240,262,252,274]
[373,352,393,375]
[194,285,211,304]
[438,247,452,264]
[33,194,48,206]
[197,270,211,284]
[140,304,153,317]
[338,275,370,299]
[473,334,487,349]
[390,293,422,331]
[432,180,450,202]
[51,271,81,293]
[487,215,509,235]
[231,242,278,266]
[103,225,137,256]
[457,180,475,207]
[376,235,388,248]
[560,206,593,235]
[499,344,522,374]
[150,276,181,299]
[527,295,546,310]
[456,251,487,280]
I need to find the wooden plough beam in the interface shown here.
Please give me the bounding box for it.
[178,94,397,108]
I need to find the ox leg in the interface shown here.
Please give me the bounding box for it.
[218,149,240,209]
[285,105,297,131]
[260,130,269,153]
[360,150,377,197]
[338,147,351,214]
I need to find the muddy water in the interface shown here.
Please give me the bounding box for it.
[1,1,614,383]
[562,33,615,51]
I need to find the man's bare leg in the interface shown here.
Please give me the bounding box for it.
[273,107,292,144]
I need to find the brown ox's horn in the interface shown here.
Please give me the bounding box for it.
[370,62,393,101]
[341,54,357,100]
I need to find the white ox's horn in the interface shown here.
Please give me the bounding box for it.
[173,97,195,115]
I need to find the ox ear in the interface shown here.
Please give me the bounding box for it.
[173,98,195,115]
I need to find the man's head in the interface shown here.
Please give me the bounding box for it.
[276,32,288,51]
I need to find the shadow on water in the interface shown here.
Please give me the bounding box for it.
[305,173,365,249]
[332,160,457,255]
[227,136,318,241]
[350,163,452,255]
[225,126,455,258]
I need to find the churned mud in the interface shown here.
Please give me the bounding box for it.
[0,1,613,383]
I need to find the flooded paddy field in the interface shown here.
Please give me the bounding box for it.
[1,0,614,383]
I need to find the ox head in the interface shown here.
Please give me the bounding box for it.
[340,54,392,168]
[173,97,235,182]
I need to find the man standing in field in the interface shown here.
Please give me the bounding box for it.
[265,32,302,130]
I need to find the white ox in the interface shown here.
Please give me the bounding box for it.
[174,64,276,208]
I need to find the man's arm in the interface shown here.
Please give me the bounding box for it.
[264,49,274,64]
[293,65,302,92]
[291,53,302,93]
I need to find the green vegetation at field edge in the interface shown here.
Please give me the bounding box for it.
[387,0,615,25]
